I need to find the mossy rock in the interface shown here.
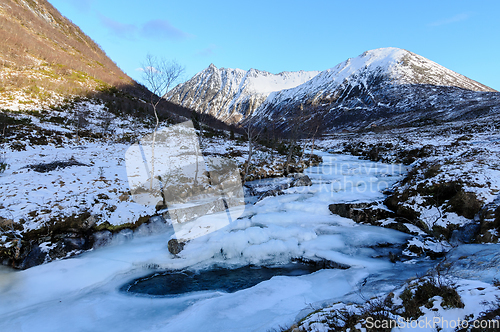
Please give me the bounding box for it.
[476,204,500,243]
[446,191,482,219]
[401,280,464,319]
[92,215,150,233]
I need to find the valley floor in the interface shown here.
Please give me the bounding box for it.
[1,103,500,331]
[0,153,419,331]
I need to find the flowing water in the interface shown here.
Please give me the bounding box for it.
[123,263,324,296]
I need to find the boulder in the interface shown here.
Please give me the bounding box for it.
[17,245,45,269]
[168,238,185,255]
[450,222,480,245]
[328,202,394,224]
[293,257,350,270]
[253,174,312,202]
[290,173,312,187]
[258,189,286,201]
[476,196,500,243]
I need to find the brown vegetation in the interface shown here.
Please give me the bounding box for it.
[0,0,134,95]
[0,0,225,129]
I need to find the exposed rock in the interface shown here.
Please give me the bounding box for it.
[290,173,312,187]
[17,245,45,269]
[25,159,89,173]
[476,196,500,243]
[166,196,243,225]
[1,214,169,269]
[10,233,93,270]
[252,174,313,202]
[450,222,480,245]
[402,236,451,260]
[168,238,185,255]
[447,191,483,219]
[328,202,394,224]
[83,215,97,229]
[257,189,286,201]
[384,222,412,234]
[166,64,319,124]
[243,186,256,197]
[293,257,350,270]
[384,176,483,237]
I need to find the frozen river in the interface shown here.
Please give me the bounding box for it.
[0,154,436,331]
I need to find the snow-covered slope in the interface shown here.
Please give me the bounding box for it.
[254,48,500,132]
[259,47,494,113]
[166,64,320,123]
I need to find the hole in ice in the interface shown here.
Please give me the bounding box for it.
[121,262,323,296]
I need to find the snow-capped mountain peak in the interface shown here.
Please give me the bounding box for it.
[263,47,494,104]
[166,64,320,123]
[167,48,498,131]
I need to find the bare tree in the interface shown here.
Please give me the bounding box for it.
[142,54,184,189]
[98,111,115,139]
[284,126,299,176]
[267,121,278,161]
[296,104,325,166]
[72,107,89,143]
[283,106,304,175]
[307,110,325,165]
[192,110,209,149]
[243,116,263,184]
[297,104,309,165]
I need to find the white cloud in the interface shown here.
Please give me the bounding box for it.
[140,19,193,41]
[428,13,471,27]
[196,44,217,57]
[97,15,192,42]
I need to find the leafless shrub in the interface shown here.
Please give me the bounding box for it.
[0,151,7,173]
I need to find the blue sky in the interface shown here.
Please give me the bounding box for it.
[48,0,500,91]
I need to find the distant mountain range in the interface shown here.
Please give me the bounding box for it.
[167,48,499,133]
[2,1,498,134]
[166,65,320,124]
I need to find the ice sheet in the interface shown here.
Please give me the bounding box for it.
[0,153,415,331]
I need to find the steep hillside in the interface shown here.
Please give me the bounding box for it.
[0,0,151,110]
[166,64,319,123]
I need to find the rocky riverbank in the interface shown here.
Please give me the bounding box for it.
[316,117,500,256]
[284,117,500,331]
[0,107,322,269]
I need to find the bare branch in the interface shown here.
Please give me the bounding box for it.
[141,54,185,189]
[242,116,263,184]
[142,54,184,108]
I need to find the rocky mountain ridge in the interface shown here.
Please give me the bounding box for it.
[166,64,320,123]
[168,48,499,133]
